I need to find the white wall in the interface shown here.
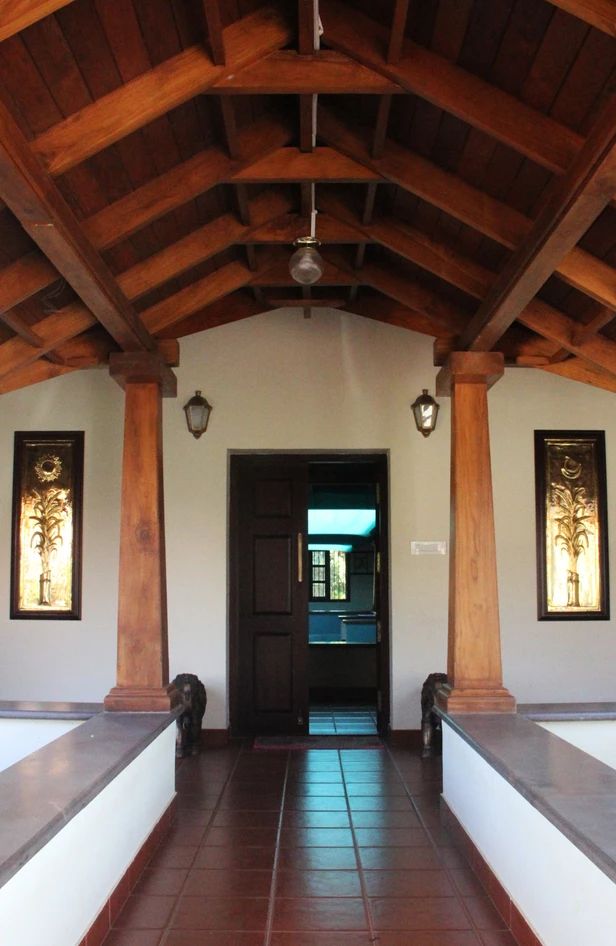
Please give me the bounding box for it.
[0,719,82,772]
[1,309,615,727]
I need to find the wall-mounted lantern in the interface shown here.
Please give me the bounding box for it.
[411,389,439,437]
[183,390,212,439]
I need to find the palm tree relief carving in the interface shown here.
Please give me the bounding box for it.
[551,456,592,609]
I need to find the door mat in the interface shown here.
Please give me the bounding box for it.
[253,735,383,750]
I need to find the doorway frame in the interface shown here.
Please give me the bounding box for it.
[228,450,391,736]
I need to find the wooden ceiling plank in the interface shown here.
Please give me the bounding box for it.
[0,252,59,314]
[0,0,76,42]
[214,50,405,94]
[158,291,264,339]
[322,0,582,173]
[545,0,616,38]
[32,4,293,177]
[346,291,456,339]
[319,108,616,313]
[519,297,616,376]
[201,0,226,64]
[0,98,155,352]
[459,94,616,351]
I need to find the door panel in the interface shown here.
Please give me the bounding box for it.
[231,456,309,735]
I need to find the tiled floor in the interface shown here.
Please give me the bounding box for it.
[309,705,378,735]
[104,742,515,946]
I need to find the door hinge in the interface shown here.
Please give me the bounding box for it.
[376,551,381,574]
[376,620,382,643]
[376,482,380,504]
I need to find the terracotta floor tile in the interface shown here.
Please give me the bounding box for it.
[218,794,282,810]
[133,868,188,896]
[183,869,273,897]
[346,783,407,797]
[280,827,354,847]
[193,846,275,870]
[202,826,279,847]
[283,810,350,828]
[347,796,412,811]
[103,932,163,946]
[285,795,348,811]
[479,933,518,946]
[276,869,362,897]
[176,808,214,826]
[286,783,347,797]
[164,823,207,846]
[113,895,176,930]
[354,827,431,847]
[375,933,482,946]
[270,933,373,946]
[172,896,269,931]
[147,845,198,870]
[273,897,367,930]
[287,773,344,784]
[371,896,472,931]
[448,868,487,897]
[350,810,420,828]
[164,933,263,946]
[463,896,509,931]
[359,846,441,870]
[212,810,280,828]
[277,846,358,870]
[363,869,455,898]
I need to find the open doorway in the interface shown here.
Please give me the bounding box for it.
[229,453,389,737]
[307,463,383,734]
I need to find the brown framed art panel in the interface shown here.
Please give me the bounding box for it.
[11,431,84,620]
[534,430,609,621]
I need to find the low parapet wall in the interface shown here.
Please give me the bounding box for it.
[440,707,616,946]
[0,705,177,945]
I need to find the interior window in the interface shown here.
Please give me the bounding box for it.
[310,549,349,602]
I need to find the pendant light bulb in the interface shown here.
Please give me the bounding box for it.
[289,235,324,286]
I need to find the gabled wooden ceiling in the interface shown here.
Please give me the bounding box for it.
[0,0,614,395]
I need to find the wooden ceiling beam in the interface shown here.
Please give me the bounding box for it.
[545,0,616,37]
[387,0,411,63]
[346,291,456,339]
[459,94,616,351]
[230,147,380,183]
[0,303,96,378]
[542,358,616,394]
[0,119,293,316]
[0,359,77,394]
[215,51,405,94]
[0,0,76,42]
[323,0,582,174]
[0,99,155,353]
[320,196,616,376]
[158,291,265,339]
[32,4,293,177]
[201,0,226,65]
[319,108,616,312]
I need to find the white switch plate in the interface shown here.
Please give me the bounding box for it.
[411,540,447,555]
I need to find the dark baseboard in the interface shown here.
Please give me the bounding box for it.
[387,728,422,749]
[441,800,544,946]
[79,796,177,946]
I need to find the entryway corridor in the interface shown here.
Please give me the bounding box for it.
[103,744,514,945]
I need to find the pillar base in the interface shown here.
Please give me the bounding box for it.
[104,684,181,712]
[436,683,516,714]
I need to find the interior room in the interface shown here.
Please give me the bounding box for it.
[0,1,614,944]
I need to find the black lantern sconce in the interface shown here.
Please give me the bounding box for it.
[183,390,212,439]
[411,389,439,437]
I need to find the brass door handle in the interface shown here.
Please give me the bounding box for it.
[297,532,303,583]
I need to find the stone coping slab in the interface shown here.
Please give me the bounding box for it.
[441,708,616,887]
[518,701,616,721]
[0,700,103,720]
[0,710,176,890]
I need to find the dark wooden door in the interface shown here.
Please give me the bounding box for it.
[230,456,309,735]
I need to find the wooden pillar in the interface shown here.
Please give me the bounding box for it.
[436,352,516,713]
[104,353,180,712]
